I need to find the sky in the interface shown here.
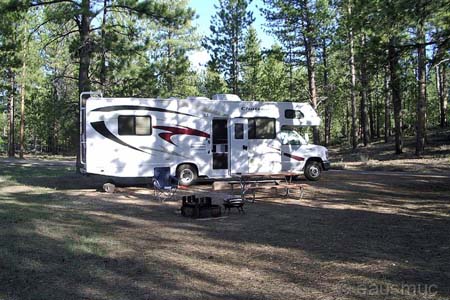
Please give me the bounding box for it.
[187,0,277,71]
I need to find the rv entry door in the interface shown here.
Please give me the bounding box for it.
[229,118,249,174]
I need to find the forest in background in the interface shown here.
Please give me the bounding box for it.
[0,0,449,159]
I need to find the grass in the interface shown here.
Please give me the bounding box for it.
[0,159,449,299]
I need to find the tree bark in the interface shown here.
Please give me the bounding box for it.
[375,91,381,138]
[231,5,238,96]
[348,3,357,150]
[384,62,391,143]
[167,30,174,94]
[76,0,91,172]
[8,71,15,158]
[368,92,374,139]
[288,44,294,101]
[302,6,320,145]
[100,0,107,88]
[19,56,26,159]
[415,21,427,156]
[346,100,350,141]
[359,35,369,146]
[305,36,319,144]
[437,64,448,127]
[389,39,402,154]
[323,39,331,146]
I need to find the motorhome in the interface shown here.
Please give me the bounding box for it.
[80,92,330,186]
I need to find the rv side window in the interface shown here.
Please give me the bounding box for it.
[135,116,151,135]
[248,118,275,139]
[235,123,244,139]
[118,116,134,135]
[118,116,151,135]
[285,110,304,119]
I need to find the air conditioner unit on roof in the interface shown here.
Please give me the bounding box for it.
[212,94,241,101]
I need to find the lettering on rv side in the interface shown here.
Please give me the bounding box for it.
[241,106,270,111]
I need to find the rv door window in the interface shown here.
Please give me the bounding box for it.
[118,116,151,135]
[249,118,275,139]
[234,123,244,139]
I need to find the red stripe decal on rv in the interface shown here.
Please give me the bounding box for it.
[153,126,210,145]
[283,152,305,161]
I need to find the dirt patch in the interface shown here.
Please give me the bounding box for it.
[1,161,449,299]
[330,127,450,174]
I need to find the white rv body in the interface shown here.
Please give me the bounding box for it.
[80,94,330,183]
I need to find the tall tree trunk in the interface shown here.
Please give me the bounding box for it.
[348,3,357,150]
[368,93,374,139]
[437,64,448,127]
[305,38,319,144]
[19,56,26,159]
[415,21,426,156]
[231,12,238,95]
[384,62,391,143]
[76,0,91,172]
[359,35,369,146]
[100,0,107,88]
[389,39,402,154]
[288,45,294,101]
[8,71,15,158]
[376,91,381,138]
[346,100,350,141]
[78,0,91,96]
[167,30,174,93]
[323,39,331,146]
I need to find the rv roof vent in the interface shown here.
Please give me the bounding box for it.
[212,94,241,101]
[187,96,210,101]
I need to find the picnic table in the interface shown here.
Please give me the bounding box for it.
[230,172,306,202]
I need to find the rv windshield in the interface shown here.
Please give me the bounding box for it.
[280,128,307,145]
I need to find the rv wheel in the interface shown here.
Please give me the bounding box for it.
[304,161,322,181]
[177,164,197,186]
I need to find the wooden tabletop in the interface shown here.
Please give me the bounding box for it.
[233,172,298,178]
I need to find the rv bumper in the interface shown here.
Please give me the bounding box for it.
[322,160,331,171]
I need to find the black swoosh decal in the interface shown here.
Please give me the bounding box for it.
[92,105,194,117]
[90,121,149,154]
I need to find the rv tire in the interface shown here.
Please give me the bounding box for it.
[304,161,322,181]
[177,164,197,186]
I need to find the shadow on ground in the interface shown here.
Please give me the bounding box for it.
[1,163,449,299]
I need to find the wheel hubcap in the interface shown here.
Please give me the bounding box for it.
[310,166,320,177]
[180,169,194,183]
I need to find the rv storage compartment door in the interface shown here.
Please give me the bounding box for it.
[229,118,249,174]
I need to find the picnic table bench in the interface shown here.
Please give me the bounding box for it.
[228,172,307,202]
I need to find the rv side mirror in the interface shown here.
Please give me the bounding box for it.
[305,133,309,144]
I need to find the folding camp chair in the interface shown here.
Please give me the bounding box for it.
[152,167,179,201]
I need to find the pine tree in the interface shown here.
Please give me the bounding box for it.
[2,0,194,167]
[0,9,23,157]
[241,27,262,101]
[201,60,229,98]
[203,0,254,95]
[264,0,332,144]
[260,44,288,101]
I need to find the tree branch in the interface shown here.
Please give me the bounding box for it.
[397,36,450,51]
[30,0,79,7]
[42,28,78,49]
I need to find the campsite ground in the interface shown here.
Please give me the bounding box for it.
[0,156,449,300]
[330,127,450,174]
